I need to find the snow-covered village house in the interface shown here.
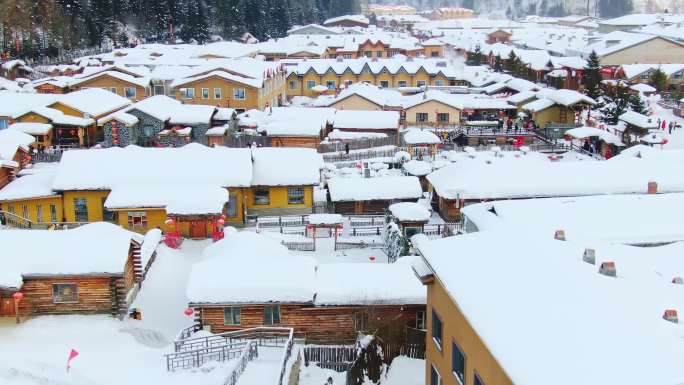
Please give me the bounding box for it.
[413,230,684,385]
[69,66,152,102]
[0,59,34,81]
[170,61,287,112]
[0,223,151,319]
[0,129,34,191]
[238,107,335,149]
[521,89,595,129]
[186,232,426,344]
[0,145,322,234]
[327,176,423,215]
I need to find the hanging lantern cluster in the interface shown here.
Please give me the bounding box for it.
[111,122,120,146]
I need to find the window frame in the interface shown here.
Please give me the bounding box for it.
[416,310,426,330]
[21,204,28,219]
[36,204,43,222]
[182,88,195,99]
[127,211,149,230]
[49,204,57,223]
[306,80,316,90]
[234,88,246,100]
[101,197,116,222]
[223,306,242,325]
[380,80,389,88]
[253,188,270,205]
[398,80,407,88]
[432,309,443,351]
[452,340,466,385]
[214,87,222,99]
[52,283,78,304]
[474,372,485,385]
[417,80,427,88]
[430,364,442,385]
[264,305,281,325]
[201,88,210,99]
[416,113,429,123]
[287,187,305,205]
[326,80,336,90]
[289,80,298,89]
[124,87,137,99]
[73,198,88,222]
[437,113,450,123]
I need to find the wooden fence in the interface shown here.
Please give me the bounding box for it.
[302,345,357,372]
[318,136,395,153]
[322,148,399,163]
[281,241,315,252]
[334,239,381,251]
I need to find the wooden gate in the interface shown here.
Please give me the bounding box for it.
[0,297,15,316]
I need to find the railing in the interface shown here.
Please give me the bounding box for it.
[302,345,357,371]
[224,342,259,385]
[348,215,385,227]
[322,148,399,163]
[165,341,249,371]
[281,240,315,251]
[258,215,309,227]
[334,239,380,251]
[176,324,203,341]
[318,136,395,153]
[174,327,293,353]
[277,329,295,385]
[30,152,62,163]
[0,211,88,230]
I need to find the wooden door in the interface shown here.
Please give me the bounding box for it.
[0,297,15,316]
[354,201,364,214]
[189,221,207,239]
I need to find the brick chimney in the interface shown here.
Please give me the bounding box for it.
[583,248,596,265]
[647,181,658,194]
[599,261,616,277]
[554,229,566,241]
[663,309,678,324]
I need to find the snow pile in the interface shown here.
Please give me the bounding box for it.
[315,258,426,305]
[105,184,229,215]
[327,129,388,141]
[402,160,432,176]
[389,202,431,222]
[565,126,624,146]
[56,88,132,117]
[139,228,163,269]
[382,356,425,385]
[0,128,34,160]
[0,222,136,288]
[327,176,422,202]
[0,171,57,201]
[308,214,343,225]
[417,231,684,385]
[8,122,52,135]
[403,129,440,145]
[240,107,335,137]
[619,110,658,129]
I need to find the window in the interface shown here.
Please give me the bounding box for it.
[437,113,450,123]
[214,88,222,99]
[108,87,118,94]
[181,88,194,99]
[288,187,305,204]
[0,119,8,129]
[253,188,270,205]
[326,80,336,90]
[416,113,429,123]
[124,87,136,99]
[452,341,466,384]
[380,80,389,88]
[474,373,485,385]
[223,307,242,325]
[154,85,165,96]
[36,135,44,142]
[36,204,43,222]
[416,310,426,330]
[431,51,440,57]
[307,80,316,90]
[52,283,78,303]
[435,80,445,87]
[417,80,427,88]
[73,198,88,222]
[7,204,14,214]
[398,80,407,88]
[430,365,441,385]
[405,226,421,237]
[432,309,443,349]
[355,311,369,331]
[345,80,353,87]
[226,194,238,218]
[201,88,209,99]
[264,305,280,325]
[376,51,383,57]
[127,211,148,229]
[50,204,57,223]
[364,51,372,57]
[234,88,246,100]
[641,72,651,80]
[21,204,28,219]
[673,71,683,80]
[289,80,298,89]
[101,197,116,222]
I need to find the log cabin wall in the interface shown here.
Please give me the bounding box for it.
[198,304,425,344]
[124,241,143,291]
[18,275,121,317]
[0,166,15,190]
[269,137,320,149]
[334,200,409,215]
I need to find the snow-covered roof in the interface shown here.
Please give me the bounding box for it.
[462,193,684,245]
[427,153,684,200]
[0,222,138,289]
[168,104,216,125]
[324,14,369,26]
[0,91,58,119]
[104,184,228,215]
[417,231,684,385]
[328,176,422,202]
[8,122,53,136]
[240,107,335,137]
[70,70,151,88]
[52,88,132,117]
[522,98,555,112]
[0,129,34,160]
[402,160,432,176]
[389,202,430,222]
[565,126,624,146]
[619,110,658,129]
[31,106,94,127]
[315,258,425,306]
[327,129,387,141]
[403,129,441,145]
[187,232,318,304]
[332,110,399,129]
[52,145,253,191]
[250,148,322,186]
[630,83,657,93]
[0,172,57,201]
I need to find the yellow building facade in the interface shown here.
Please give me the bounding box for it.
[0,196,63,224]
[72,74,150,102]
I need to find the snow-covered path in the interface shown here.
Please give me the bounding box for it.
[237,346,284,385]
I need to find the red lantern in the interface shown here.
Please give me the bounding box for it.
[369,255,376,262]
[662,138,669,145]
[217,218,225,225]
[70,129,76,136]
[58,128,64,135]
[220,214,226,220]
[184,308,194,316]
[111,126,119,135]
[12,292,24,301]
[165,217,175,226]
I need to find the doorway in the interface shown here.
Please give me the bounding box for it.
[189,221,207,239]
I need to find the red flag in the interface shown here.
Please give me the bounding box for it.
[66,349,79,372]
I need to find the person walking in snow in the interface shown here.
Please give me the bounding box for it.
[662,120,667,130]
[669,122,674,134]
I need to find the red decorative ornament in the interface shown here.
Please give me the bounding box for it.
[184,308,194,316]
[12,292,24,301]
[369,255,376,262]
[220,214,226,220]
[111,127,119,135]
[70,129,76,136]
[217,218,225,225]
[662,138,669,145]
[165,217,175,226]
[58,128,64,135]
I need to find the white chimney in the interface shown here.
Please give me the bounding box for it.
[599,261,616,277]
[583,248,596,265]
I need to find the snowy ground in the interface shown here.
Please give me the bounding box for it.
[237,346,283,385]
[298,356,424,385]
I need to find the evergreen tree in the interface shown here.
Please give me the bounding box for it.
[628,92,647,115]
[506,50,517,73]
[583,51,602,100]
[216,0,246,40]
[650,67,668,92]
[494,54,502,72]
[600,84,630,125]
[470,45,482,65]
[270,0,292,38]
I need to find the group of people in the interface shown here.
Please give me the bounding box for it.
[31,145,65,156]
[657,118,681,135]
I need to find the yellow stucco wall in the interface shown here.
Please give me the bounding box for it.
[405,100,461,126]
[173,74,286,110]
[426,277,515,385]
[75,75,148,101]
[330,95,383,111]
[245,186,313,210]
[0,196,63,223]
[62,190,111,222]
[601,38,684,66]
[530,105,574,128]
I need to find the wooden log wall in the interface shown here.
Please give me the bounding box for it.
[198,304,425,344]
[18,276,119,317]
